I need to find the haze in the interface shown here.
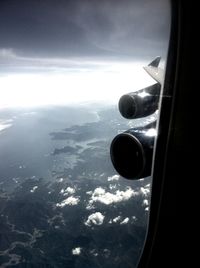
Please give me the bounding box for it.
[0,0,170,108]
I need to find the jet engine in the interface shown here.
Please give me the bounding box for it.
[118,83,160,119]
[110,57,162,180]
[110,122,156,179]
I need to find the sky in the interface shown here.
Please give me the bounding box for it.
[0,0,171,108]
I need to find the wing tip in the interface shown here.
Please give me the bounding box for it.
[148,56,161,68]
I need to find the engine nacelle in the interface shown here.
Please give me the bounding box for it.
[118,83,161,119]
[110,123,156,179]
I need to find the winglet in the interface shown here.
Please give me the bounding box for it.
[148,56,161,68]
[144,56,163,84]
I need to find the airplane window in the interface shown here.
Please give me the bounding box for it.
[0,0,170,267]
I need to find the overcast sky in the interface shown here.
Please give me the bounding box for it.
[0,0,171,107]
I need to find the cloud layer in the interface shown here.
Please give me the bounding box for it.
[0,0,170,65]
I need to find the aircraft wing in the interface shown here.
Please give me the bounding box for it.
[143,56,164,85]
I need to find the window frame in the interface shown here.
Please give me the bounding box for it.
[138,1,194,266]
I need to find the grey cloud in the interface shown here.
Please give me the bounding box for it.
[0,0,170,61]
[0,48,114,74]
[76,0,170,57]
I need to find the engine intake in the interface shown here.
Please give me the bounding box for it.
[118,83,161,119]
[110,123,156,179]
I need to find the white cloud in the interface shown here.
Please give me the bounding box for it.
[85,212,105,226]
[56,196,80,207]
[113,216,121,223]
[72,247,82,255]
[110,216,135,225]
[93,187,105,196]
[30,186,38,193]
[108,175,120,181]
[109,216,121,224]
[139,187,150,197]
[86,202,95,210]
[109,184,117,190]
[86,191,93,195]
[66,187,76,195]
[87,186,137,206]
[143,199,149,206]
[60,187,76,196]
[120,217,129,225]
